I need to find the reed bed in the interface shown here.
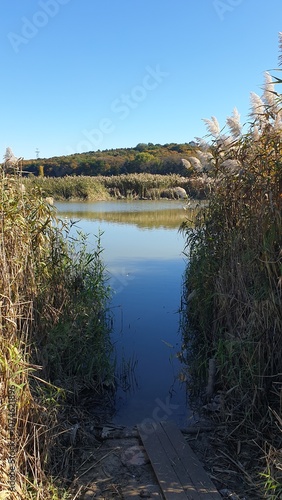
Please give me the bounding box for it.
[23,174,110,201]
[23,173,207,201]
[0,170,112,498]
[181,68,282,496]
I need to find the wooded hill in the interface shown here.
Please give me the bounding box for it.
[23,142,197,177]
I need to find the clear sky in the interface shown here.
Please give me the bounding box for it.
[1,0,282,160]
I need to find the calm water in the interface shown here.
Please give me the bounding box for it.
[56,200,194,428]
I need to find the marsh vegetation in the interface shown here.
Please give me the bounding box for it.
[181,65,282,496]
[0,172,112,498]
[23,172,207,201]
[2,39,282,499]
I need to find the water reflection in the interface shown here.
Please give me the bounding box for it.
[111,257,189,427]
[56,199,197,230]
[56,200,195,428]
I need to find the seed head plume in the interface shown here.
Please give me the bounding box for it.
[181,158,191,170]
[4,146,14,161]
[263,72,276,108]
[195,150,214,173]
[273,112,282,133]
[279,32,282,66]
[188,156,203,173]
[195,137,210,151]
[221,159,241,174]
[3,147,18,166]
[252,124,260,141]
[202,116,221,137]
[250,92,265,120]
[216,135,233,150]
[196,150,213,165]
[226,107,242,138]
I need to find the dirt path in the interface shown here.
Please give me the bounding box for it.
[72,430,163,499]
[66,422,254,500]
[60,392,262,499]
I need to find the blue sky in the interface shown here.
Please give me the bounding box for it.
[1,0,282,160]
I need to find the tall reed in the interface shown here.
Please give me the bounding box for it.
[181,58,282,495]
[24,173,207,201]
[0,169,112,498]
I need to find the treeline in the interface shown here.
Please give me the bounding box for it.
[23,142,197,177]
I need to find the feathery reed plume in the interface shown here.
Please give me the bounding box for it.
[226,107,242,138]
[252,124,260,140]
[3,146,15,161]
[250,92,265,120]
[188,156,203,173]
[263,72,276,108]
[279,31,282,66]
[0,168,114,498]
[181,51,282,496]
[216,134,233,149]
[221,158,241,174]
[273,112,282,133]
[194,137,210,151]
[195,150,213,164]
[202,116,221,137]
[181,158,191,170]
[195,150,214,173]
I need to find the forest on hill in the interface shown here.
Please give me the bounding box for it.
[22,142,197,177]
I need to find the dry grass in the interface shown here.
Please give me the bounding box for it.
[23,173,208,201]
[181,81,282,496]
[0,170,112,498]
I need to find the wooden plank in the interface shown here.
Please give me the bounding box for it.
[152,422,203,500]
[160,421,221,499]
[138,421,221,500]
[138,421,192,499]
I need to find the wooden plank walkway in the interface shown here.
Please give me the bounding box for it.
[137,420,221,500]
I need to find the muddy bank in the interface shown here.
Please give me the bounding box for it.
[64,416,256,499]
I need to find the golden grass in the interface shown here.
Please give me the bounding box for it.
[23,173,208,201]
[0,171,112,498]
[181,98,282,496]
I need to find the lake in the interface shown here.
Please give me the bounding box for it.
[56,200,195,428]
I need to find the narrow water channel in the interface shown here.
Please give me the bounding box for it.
[56,200,194,428]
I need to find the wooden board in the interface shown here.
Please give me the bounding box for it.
[137,420,221,500]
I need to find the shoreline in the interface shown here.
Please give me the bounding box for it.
[23,173,208,202]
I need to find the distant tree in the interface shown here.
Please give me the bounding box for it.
[135,143,148,152]
[135,152,155,164]
[22,142,198,177]
[170,144,186,153]
[38,165,44,177]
